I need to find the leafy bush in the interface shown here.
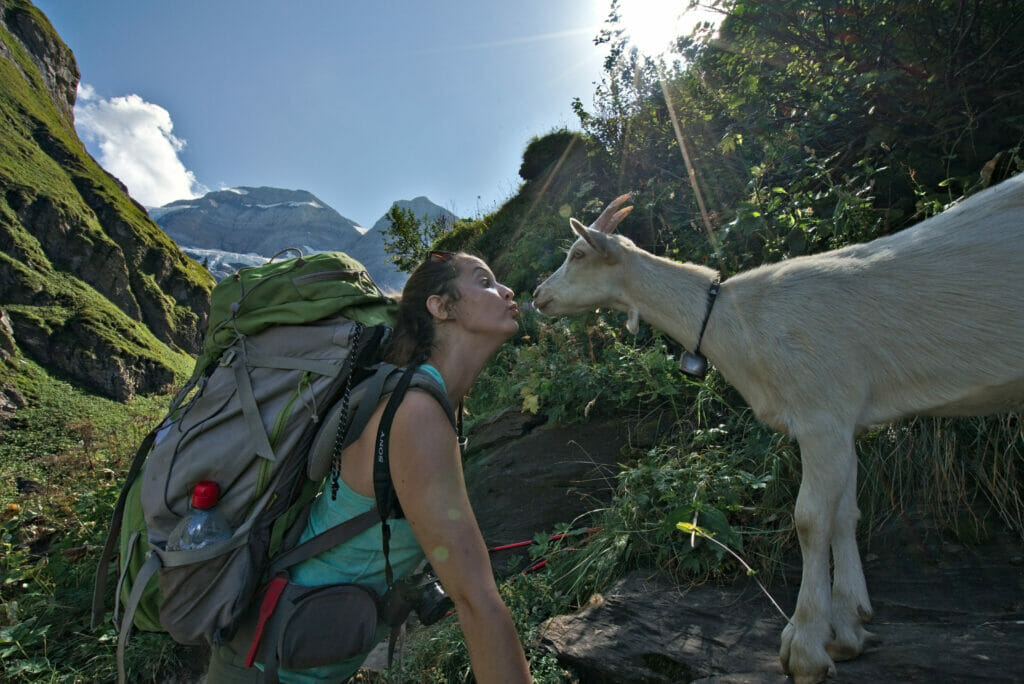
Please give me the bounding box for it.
[518,129,585,181]
[469,310,693,427]
[526,371,801,605]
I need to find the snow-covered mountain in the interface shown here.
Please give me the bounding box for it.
[174,246,269,282]
[150,187,457,293]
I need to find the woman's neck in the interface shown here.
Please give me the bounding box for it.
[427,340,496,403]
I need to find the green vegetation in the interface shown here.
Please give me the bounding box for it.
[0,358,204,682]
[2,0,1023,681]
[379,205,458,273]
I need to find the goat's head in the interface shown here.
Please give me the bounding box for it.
[532,193,639,329]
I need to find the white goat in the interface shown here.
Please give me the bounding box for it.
[532,175,1024,684]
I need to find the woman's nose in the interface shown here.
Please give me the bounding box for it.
[500,283,514,299]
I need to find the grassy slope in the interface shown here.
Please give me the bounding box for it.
[0,356,204,681]
[0,1,209,401]
[0,6,205,679]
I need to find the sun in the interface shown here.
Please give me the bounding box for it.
[615,0,721,58]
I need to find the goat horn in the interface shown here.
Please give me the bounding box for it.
[604,206,634,234]
[591,193,633,233]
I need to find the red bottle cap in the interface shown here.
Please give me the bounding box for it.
[191,481,220,509]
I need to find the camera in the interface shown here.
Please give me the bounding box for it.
[384,570,453,626]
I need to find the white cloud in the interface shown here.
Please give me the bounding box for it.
[74,84,207,207]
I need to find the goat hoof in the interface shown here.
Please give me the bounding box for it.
[781,623,835,683]
[828,619,873,661]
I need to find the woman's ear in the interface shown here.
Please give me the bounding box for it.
[426,294,452,321]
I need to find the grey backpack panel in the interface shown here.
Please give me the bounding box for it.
[140,314,361,645]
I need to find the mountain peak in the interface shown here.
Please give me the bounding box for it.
[150,186,459,293]
[373,197,458,232]
[160,186,332,213]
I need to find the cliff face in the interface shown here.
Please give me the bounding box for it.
[0,0,214,401]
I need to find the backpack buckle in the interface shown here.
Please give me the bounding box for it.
[219,349,237,367]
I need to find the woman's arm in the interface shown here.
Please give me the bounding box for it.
[389,391,531,683]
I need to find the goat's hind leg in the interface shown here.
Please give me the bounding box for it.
[780,429,852,684]
[827,439,874,661]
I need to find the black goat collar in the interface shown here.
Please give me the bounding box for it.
[679,278,720,379]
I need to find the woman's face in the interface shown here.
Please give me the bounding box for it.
[445,255,519,340]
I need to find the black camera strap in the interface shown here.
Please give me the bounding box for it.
[374,365,416,587]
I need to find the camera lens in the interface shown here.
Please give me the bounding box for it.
[413,580,453,625]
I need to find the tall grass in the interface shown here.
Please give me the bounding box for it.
[0,358,202,682]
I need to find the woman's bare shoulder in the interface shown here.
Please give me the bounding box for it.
[392,389,458,446]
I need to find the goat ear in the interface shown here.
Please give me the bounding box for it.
[571,218,613,258]
[570,217,588,239]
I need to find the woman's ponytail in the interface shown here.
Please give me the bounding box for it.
[383,251,463,367]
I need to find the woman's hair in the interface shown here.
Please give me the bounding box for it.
[383,251,466,366]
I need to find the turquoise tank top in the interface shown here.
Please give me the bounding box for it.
[288,474,422,594]
[269,365,444,682]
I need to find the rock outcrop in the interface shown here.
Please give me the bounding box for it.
[0,0,213,401]
[1,0,76,123]
[540,512,1024,683]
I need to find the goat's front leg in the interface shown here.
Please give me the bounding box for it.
[780,430,853,684]
[828,440,873,661]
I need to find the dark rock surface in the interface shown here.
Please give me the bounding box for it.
[465,415,628,573]
[541,512,1024,683]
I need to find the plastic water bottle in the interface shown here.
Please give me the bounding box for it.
[165,481,232,551]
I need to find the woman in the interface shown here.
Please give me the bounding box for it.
[208,250,531,683]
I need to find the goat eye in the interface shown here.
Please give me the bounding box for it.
[570,250,585,261]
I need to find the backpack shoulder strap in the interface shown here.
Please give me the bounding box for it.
[306,362,454,483]
[372,364,456,523]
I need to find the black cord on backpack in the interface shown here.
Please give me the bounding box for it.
[329,324,363,500]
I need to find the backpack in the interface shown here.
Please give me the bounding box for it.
[89,250,456,682]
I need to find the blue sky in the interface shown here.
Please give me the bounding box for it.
[33,0,621,227]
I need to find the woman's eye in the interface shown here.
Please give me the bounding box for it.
[480,277,492,287]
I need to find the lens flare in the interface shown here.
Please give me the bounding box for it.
[616,0,721,58]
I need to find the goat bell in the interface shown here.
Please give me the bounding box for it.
[679,350,708,379]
